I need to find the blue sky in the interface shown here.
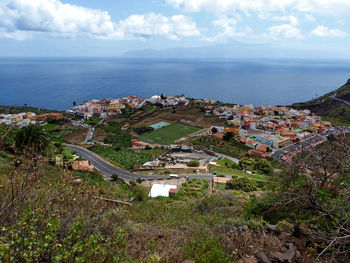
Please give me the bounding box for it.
[1,0,350,57]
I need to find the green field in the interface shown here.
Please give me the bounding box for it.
[140,123,201,145]
[210,159,269,182]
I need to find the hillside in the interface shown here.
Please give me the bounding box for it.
[292,79,350,121]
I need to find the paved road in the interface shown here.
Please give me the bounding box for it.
[272,126,350,161]
[214,153,239,164]
[65,144,214,181]
[331,95,350,106]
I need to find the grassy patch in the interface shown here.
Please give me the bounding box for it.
[84,118,100,126]
[41,123,58,131]
[210,159,269,182]
[217,183,226,190]
[140,123,201,145]
[192,136,249,158]
[321,117,350,127]
[99,121,132,147]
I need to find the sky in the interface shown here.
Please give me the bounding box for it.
[1,0,350,57]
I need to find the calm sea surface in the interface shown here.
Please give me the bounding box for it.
[0,58,349,110]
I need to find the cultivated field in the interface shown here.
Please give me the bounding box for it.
[140,123,201,145]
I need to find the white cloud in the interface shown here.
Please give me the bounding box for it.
[264,24,303,40]
[203,16,253,42]
[115,13,200,40]
[272,16,298,26]
[311,26,347,38]
[167,0,350,15]
[0,0,200,40]
[0,0,116,39]
[303,14,316,22]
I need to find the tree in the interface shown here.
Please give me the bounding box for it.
[187,160,200,167]
[211,127,218,134]
[223,132,234,141]
[14,125,49,155]
[248,134,350,260]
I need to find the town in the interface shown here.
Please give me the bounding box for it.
[1,94,346,177]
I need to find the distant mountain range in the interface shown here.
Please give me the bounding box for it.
[293,79,350,121]
[122,42,345,59]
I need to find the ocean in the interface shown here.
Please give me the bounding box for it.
[0,58,349,111]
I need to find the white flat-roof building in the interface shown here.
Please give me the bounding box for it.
[149,184,177,198]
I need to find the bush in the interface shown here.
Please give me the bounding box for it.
[111,174,126,185]
[177,179,209,199]
[276,220,294,234]
[184,237,231,263]
[131,185,149,202]
[0,210,129,262]
[226,178,258,192]
[134,126,154,136]
[187,160,200,167]
[136,178,143,184]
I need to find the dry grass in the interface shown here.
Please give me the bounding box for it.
[63,128,88,144]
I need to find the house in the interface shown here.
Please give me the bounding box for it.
[169,188,178,197]
[132,139,149,149]
[273,137,291,149]
[223,127,239,135]
[248,150,269,158]
[149,184,178,198]
[255,134,279,147]
[212,132,224,139]
[246,140,258,149]
[257,144,268,152]
[210,126,225,133]
[72,160,94,172]
[121,123,130,131]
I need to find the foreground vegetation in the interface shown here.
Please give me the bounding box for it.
[2,124,350,262]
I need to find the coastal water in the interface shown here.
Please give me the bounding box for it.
[0,58,349,111]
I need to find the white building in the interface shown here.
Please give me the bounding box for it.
[149,184,178,198]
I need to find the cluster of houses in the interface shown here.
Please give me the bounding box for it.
[67,95,189,119]
[0,112,63,128]
[208,104,332,157]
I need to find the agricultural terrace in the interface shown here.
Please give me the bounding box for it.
[140,123,201,145]
[91,146,166,170]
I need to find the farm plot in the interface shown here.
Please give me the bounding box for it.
[140,123,201,145]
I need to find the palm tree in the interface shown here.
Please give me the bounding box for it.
[14,125,49,155]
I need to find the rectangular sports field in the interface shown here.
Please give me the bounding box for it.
[140,123,201,145]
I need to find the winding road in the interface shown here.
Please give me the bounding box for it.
[65,144,214,181]
[331,95,350,106]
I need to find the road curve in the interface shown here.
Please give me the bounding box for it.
[65,144,214,181]
[331,95,350,106]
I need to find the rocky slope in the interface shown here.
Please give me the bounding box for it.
[292,79,350,120]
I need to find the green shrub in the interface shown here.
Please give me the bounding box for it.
[226,177,258,192]
[276,220,294,234]
[177,179,209,199]
[184,237,231,263]
[187,160,200,167]
[131,185,149,202]
[0,210,129,263]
